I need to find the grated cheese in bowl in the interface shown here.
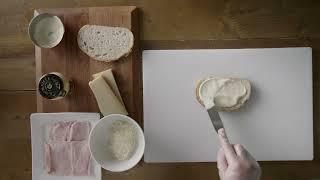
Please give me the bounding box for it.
[89,114,145,172]
[108,120,137,160]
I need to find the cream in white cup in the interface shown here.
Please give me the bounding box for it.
[28,13,64,48]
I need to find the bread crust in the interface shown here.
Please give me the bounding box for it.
[195,76,251,111]
[77,25,134,62]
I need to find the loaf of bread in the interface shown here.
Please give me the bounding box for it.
[77,25,134,62]
[195,76,251,111]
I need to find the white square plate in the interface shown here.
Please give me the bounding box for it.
[30,112,101,180]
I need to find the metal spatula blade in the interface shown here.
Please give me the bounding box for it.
[207,107,224,133]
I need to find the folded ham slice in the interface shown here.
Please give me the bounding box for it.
[48,121,90,142]
[48,121,73,141]
[44,143,51,173]
[45,121,92,176]
[68,122,90,141]
[71,141,92,176]
[44,141,92,176]
[45,142,72,176]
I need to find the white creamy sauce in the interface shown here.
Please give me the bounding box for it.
[199,78,247,109]
[33,16,64,46]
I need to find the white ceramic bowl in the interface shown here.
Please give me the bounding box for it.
[89,114,145,172]
[28,13,64,48]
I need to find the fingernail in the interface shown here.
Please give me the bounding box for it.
[218,128,224,136]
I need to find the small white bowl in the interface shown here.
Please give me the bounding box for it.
[89,114,145,172]
[28,13,64,48]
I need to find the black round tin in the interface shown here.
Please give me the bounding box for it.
[38,73,66,99]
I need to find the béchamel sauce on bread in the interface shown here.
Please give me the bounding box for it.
[196,76,251,111]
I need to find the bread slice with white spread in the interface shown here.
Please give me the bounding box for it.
[195,76,251,111]
[77,25,134,62]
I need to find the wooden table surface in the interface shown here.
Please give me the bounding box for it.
[1,0,320,180]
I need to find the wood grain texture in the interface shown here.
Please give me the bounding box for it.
[1,90,320,180]
[0,140,32,180]
[0,91,36,141]
[35,6,142,123]
[2,38,318,91]
[2,0,320,57]
[0,91,34,180]
[0,0,320,179]
[0,39,320,180]
[0,55,35,90]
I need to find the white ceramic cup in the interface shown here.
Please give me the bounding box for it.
[28,13,64,48]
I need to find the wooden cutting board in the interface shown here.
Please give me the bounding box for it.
[35,6,142,122]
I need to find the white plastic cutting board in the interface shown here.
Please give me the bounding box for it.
[143,47,313,162]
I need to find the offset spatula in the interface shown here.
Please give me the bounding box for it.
[207,107,224,133]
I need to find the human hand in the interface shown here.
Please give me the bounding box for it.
[217,128,261,180]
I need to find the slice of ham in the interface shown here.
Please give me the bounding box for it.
[45,142,92,176]
[48,121,73,141]
[44,143,51,173]
[45,121,92,176]
[68,122,91,141]
[70,141,92,176]
[45,142,72,176]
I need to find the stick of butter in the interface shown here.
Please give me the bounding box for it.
[89,76,128,116]
[92,69,124,105]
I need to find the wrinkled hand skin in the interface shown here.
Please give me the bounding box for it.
[217,129,261,180]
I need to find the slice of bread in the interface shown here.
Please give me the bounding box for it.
[77,25,134,62]
[195,76,251,111]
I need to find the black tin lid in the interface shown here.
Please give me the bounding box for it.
[38,74,65,99]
